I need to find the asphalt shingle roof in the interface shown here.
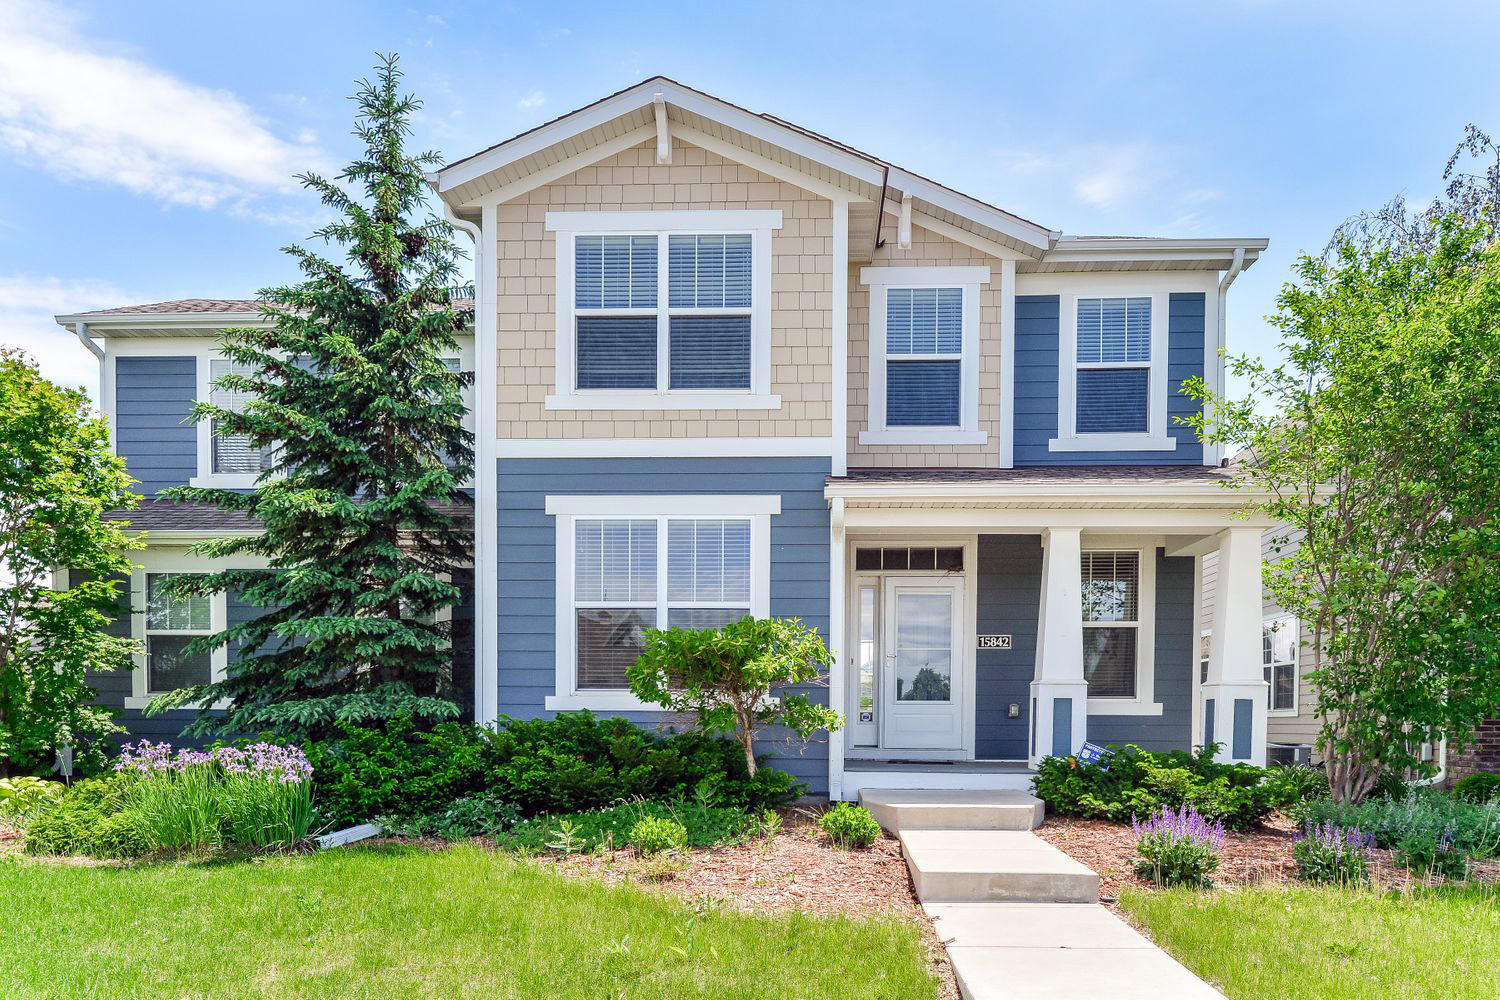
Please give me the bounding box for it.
[828,465,1234,487]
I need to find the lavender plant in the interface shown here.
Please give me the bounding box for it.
[115,740,314,852]
[1292,821,1375,885]
[1131,804,1226,887]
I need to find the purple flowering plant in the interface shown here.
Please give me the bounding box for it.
[114,740,315,853]
[1131,803,1226,887]
[1292,820,1375,885]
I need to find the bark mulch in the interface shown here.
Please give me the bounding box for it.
[1035,812,1500,899]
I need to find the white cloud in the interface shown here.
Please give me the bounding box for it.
[1073,143,1161,210]
[0,0,326,212]
[516,89,547,111]
[0,274,139,400]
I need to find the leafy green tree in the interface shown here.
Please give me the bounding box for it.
[1186,221,1500,803]
[0,349,140,776]
[155,55,474,740]
[628,616,842,777]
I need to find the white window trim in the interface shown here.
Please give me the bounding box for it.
[545,210,782,410]
[1264,614,1300,717]
[1083,543,1161,716]
[192,353,270,489]
[127,554,226,711]
[544,494,778,712]
[858,266,988,446]
[1050,292,1176,453]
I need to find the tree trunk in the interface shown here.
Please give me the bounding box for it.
[736,699,757,777]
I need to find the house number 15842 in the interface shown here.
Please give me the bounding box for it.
[976,635,1012,649]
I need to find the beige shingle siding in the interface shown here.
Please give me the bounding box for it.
[846,224,1006,467]
[493,138,833,440]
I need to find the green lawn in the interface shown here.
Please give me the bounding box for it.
[0,844,938,999]
[1122,884,1500,1000]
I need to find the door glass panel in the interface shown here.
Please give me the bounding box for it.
[894,591,953,703]
[857,586,877,723]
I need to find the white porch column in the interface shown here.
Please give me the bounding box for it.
[1204,526,1267,765]
[1029,527,1089,767]
[826,497,847,801]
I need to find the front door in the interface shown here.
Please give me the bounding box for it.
[881,577,965,750]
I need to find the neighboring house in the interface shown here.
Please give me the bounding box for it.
[57,77,1271,797]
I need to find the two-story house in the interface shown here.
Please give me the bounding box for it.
[58,78,1270,798]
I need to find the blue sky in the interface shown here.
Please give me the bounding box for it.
[4,0,1499,401]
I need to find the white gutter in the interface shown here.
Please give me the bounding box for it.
[438,197,498,727]
[71,321,103,362]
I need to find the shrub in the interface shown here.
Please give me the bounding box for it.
[1395,830,1471,880]
[498,799,753,854]
[628,815,688,855]
[1300,787,1500,858]
[1131,804,1225,888]
[1453,773,1500,805]
[0,776,66,828]
[1033,743,1274,831]
[434,794,521,838]
[1292,821,1374,885]
[23,776,146,859]
[1263,764,1328,810]
[306,713,804,828]
[818,802,881,850]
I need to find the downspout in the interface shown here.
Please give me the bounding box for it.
[870,165,889,257]
[436,191,496,727]
[1413,738,1448,787]
[1212,247,1246,464]
[72,321,103,362]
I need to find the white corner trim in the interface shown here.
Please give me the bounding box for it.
[1049,435,1179,453]
[545,209,783,232]
[497,436,834,459]
[545,494,782,517]
[859,265,991,286]
[999,258,1017,468]
[544,392,781,411]
[858,429,988,446]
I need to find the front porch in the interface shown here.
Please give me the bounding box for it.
[823,467,1270,800]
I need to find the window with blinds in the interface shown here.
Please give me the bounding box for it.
[573,232,753,392]
[885,287,963,426]
[572,516,753,690]
[1263,615,1298,712]
[209,359,272,475]
[1075,297,1150,434]
[1080,551,1140,699]
[145,573,212,694]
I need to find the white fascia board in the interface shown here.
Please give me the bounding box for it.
[1053,237,1270,252]
[438,78,885,196]
[824,480,1269,505]
[888,168,1058,252]
[545,494,782,517]
[1043,239,1268,268]
[497,436,834,458]
[55,312,270,332]
[881,204,1034,263]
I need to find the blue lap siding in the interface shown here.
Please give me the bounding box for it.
[114,356,197,495]
[496,456,832,793]
[1013,293,1205,466]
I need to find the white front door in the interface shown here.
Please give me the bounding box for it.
[881,577,966,750]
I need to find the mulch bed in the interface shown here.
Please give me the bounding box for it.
[1035,812,1500,899]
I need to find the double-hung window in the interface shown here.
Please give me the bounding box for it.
[208,359,272,477]
[859,266,988,445]
[545,495,777,710]
[1263,615,1298,713]
[144,573,213,694]
[1080,551,1141,699]
[1052,291,1176,452]
[547,211,780,409]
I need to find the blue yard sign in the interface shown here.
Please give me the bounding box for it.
[1076,741,1112,770]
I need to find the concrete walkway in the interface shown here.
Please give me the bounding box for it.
[859,789,1225,1000]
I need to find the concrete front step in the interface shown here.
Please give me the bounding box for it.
[900,830,1099,904]
[859,788,1044,833]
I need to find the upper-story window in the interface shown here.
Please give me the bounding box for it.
[546,210,781,411]
[858,266,988,446]
[1051,291,1176,452]
[209,359,272,476]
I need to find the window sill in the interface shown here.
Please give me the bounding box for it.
[1048,434,1178,453]
[545,392,781,411]
[544,692,662,713]
[859,429,988,446]
[1086,699,1164,716]
[189,474,263,489]
[1268,709,1299,718]
[125,696,231,711]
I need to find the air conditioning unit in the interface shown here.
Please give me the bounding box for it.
[1267,743,1313,767]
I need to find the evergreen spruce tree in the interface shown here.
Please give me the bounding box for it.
[155,55,474,739]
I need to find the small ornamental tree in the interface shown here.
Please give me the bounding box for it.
[0,349,140,776]
[154,55,474,740]
[628,616,841,777]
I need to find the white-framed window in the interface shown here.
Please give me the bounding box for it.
[1051,291,1175,452]
[858,266,988,445]
[207,359,273,480]
[545,210,782,411]
[1081,546,1159,713]
[144,573,214,695]
[544,494,778,711]
[1264,615,1298,714]
[1199,629,1212,684]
